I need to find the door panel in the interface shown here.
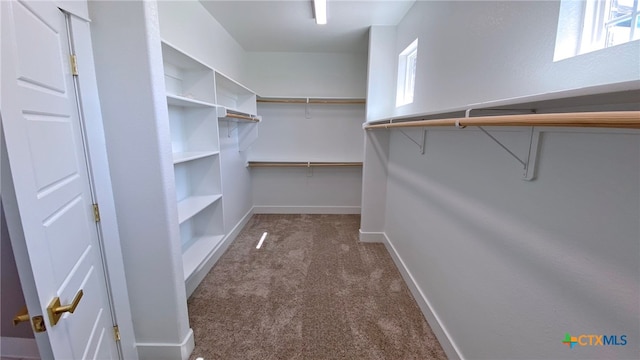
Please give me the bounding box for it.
[13,1,66,94]
[2,0,118,358]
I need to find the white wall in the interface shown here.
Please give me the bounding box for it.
[246,52,367,98]
[249,104,365,162]
[157,0,247,84]
[245,48,368,213]
[368,0,640,121]
[250,103,365,213]
[366,26,396,121]
[384,127,639,359]
[363,1,640,359]
[89,2,192,358]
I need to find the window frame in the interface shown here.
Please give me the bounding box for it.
[580,0,640,53]
[396,38,419,107]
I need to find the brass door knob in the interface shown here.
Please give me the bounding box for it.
[13,306,29,326]
[47,289,83,326]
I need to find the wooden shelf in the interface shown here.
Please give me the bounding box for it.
[167,94,216,108]
[173,151,219,164]
[177,194,222,224]
[247,161,363,168]
[365,111,640,130]
[182,235,224,281]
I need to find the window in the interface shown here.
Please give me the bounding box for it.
[396,39,418,107]
[555,0,640,60]
[582,0,640,52]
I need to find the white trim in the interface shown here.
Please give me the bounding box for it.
[381,232,463,360]
[358,229,385,243]
[136,329,194,360]
[68,15,138,359]
[253,206,361,214]
[184,207,254,296]
[0,337,40,359]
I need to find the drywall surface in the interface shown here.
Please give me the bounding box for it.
[359,130,390,236]
[368,0,640,121]
[245,52,367,98]
[89,0,192,350]
[383,127,640,359]
[157,0,247,84]
[218,120,254,231]
[249,103,365,212]
[250,104,365,162]
[251,167,363,213]
[366,26,396,121]
[0,203,33,339]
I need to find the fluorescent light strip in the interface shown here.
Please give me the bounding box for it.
[256,232,268,249]
[314,0,327,25]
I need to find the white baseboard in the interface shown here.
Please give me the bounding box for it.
[253,206,361,214]
[185,207,255,297]
[136,329,194,360]
[0,337,40,359]
[381,233,463,360]
[358,229,385,243]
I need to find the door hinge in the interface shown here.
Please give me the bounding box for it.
[113,326,121,342]
[92,204,101,222]
[70,54,79,76]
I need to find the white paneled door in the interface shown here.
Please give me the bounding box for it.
[2,0,120,358]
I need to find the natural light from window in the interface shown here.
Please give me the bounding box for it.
[396,39,418,107]
[555,0,640,61]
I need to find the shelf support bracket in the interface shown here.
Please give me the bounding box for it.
[398,129,426,155]
[307,161,314,176]
[477,126,526,167]
[305,98,311,119]
[465,108,539,181]
[523,127,541,181]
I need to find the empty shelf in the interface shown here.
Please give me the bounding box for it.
[177,194,222,224]
[173,151,219,164]
[182,235,224,281]
[167,94,217,108]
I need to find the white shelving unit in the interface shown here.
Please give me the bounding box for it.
[215,72,261,152]
[215,72,258,115]
[161,41,226,286]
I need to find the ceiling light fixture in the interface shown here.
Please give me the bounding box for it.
[313,0,327,25]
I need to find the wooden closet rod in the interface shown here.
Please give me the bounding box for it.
[365,111,640,130]
[247,161,363,168]
[225,113,260,122]
[257,98,365,105]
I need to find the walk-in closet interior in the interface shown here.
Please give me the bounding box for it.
[1,0,638,359]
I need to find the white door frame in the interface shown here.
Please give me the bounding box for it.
[61,7,138,359]
[1,1,138,358]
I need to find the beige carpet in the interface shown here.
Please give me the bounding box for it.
[188,214,447,360]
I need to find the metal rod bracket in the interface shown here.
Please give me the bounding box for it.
[398,129,427,155]
[465,108,539,181]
